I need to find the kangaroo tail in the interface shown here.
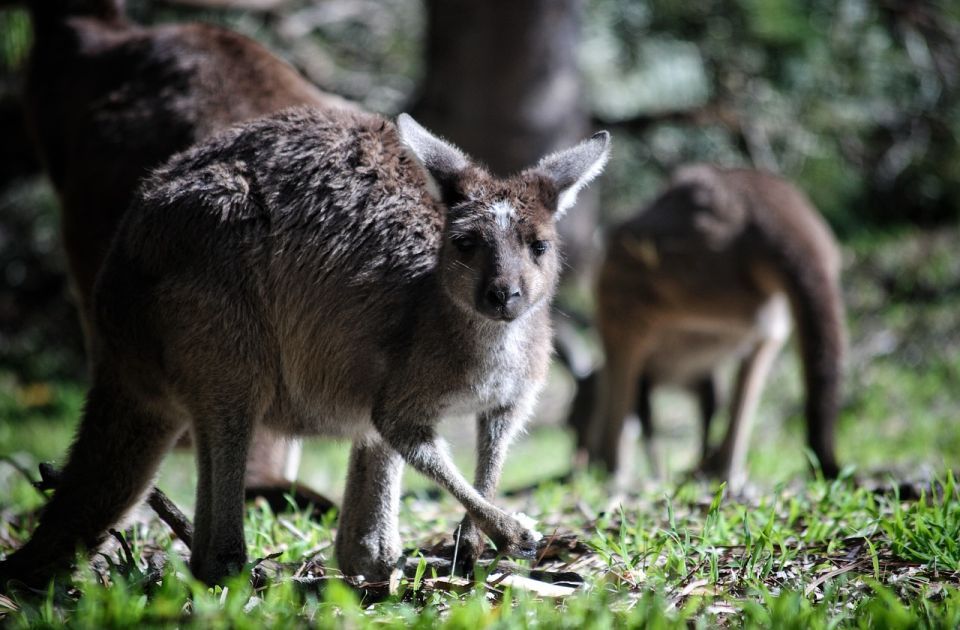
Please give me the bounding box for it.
[755,185,846,479]
[0,380,181,587]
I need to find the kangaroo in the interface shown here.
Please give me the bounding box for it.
[583,165,844,489]
[0,108,610,586]
[8,0,356,508]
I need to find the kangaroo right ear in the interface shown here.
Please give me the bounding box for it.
[535,131,611,216]
[397,113,470,201]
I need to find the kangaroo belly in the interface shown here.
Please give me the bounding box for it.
[646,327,754,384]
[266,337,385,437]
[263,396,374,438]
[646,293,791,385]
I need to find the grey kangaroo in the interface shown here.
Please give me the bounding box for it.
[584,165,844,489]
[7,0,356,509]
[0,107,610,586]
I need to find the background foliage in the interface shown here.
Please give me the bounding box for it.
[2,0,959,379]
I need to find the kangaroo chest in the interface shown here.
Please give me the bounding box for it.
[435,325,535,417]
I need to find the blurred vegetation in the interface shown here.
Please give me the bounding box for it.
[584,0,960,232]
[0,0,958,375]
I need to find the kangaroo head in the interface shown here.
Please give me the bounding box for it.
[398,114,610,323]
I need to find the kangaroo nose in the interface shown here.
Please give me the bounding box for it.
[485,285,522,309]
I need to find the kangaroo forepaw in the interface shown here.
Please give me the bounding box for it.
[500,531,539,560]
[486,516,539,561]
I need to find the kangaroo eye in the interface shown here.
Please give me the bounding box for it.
[452,235,477,253]
[531,240,549,257]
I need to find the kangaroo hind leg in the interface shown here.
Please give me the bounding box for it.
[0,380,184,586]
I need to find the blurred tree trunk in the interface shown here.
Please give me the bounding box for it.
[412,0,598,291]
[0,91,40,185]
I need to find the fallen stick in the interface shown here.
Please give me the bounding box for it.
[36,463,195,550]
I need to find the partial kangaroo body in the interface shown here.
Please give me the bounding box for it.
[584,165,845,489]
[15,0,355,503]
[0,108,610,585]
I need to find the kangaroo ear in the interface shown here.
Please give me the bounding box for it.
[397,113,470,201]
[535,131,611,216]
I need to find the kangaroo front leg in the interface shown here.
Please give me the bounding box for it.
[456,404,528,569]
[373,407,538,560]
[335,436,404,581]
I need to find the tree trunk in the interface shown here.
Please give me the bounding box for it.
[413,0,598,283]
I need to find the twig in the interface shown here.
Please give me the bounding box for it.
[36,463,194,550]
[450,524,462,578]
[803,560,870,597]
[534,529,560,568]
[146,488,194,549]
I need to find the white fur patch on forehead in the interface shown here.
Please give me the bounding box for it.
[489,200,517,229]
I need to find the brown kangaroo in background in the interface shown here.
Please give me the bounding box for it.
[583,165,845,489]
[0,108,610,586]
[7,0,356,508]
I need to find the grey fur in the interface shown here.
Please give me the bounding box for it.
[0,108,610,585]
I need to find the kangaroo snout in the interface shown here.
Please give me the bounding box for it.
[481,282,523,320]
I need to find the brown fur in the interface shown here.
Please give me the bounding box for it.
[0,108,609,585]
[17,0,356,497]
[582,165,845,488]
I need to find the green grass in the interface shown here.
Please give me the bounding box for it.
[2,473,959,627]
[2,227,960,627]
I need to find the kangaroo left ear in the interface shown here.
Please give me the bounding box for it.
[535,131,611,216]
[397,113,470,201]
